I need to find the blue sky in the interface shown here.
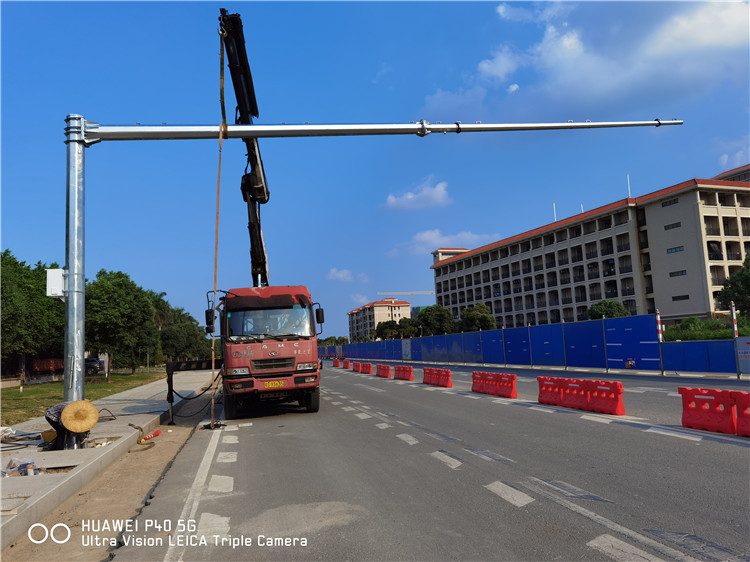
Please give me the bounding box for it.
[2,1,748,338]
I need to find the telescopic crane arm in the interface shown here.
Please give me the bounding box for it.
[219,9,269,287]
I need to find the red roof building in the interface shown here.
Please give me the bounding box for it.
[430,165,750,327]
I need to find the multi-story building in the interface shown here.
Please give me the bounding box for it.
[348,297,411,341]
[431,165,750,328]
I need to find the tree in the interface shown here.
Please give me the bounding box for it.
[458,303,496,332]
[319,335,350,346]
[1,250,65,377]
[375,320,399,340]
[717,255,750,315]
[86,270,158,375]
[587,300,630,320]
[417,305,455,336]
[398,317,420,338]
[161,307,212,361]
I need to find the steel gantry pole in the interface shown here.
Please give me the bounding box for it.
[64,114,87,401]
[62,116,682,403]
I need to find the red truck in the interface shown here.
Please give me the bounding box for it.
[209,286,324,419]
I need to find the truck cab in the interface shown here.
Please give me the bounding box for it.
[214,286,324,418]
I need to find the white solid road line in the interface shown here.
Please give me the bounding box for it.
[644,428,702,441]
[163,427,222,562]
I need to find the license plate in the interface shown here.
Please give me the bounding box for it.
[263,380,286,389]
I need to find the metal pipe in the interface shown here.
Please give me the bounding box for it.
[64,114,86,402]
[82,119,683,143]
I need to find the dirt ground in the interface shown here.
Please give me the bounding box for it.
[2,395,217,562]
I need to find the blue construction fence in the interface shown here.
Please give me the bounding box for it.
[319,314,738,374]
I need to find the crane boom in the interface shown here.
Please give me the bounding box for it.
[219,9,269,287]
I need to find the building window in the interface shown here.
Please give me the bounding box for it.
[669,270,687,277]
[666,246,684,254]
[664,222,682,231]
[672,295,690,301]
[661,198,679,207]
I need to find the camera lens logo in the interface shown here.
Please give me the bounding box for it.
[28,523,71,544]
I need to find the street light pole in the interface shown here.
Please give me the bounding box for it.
[61,115,682,402]
[63,114,86,401]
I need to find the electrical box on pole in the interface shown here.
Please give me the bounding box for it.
[46,268,66,300]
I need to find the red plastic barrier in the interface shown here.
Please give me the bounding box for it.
[333,358,340,368]
[472,372,492,395]
[423,367,452,388]
[353,362,361,373]
[678,387,737,434]
[537,376,561,405]
[497,373,518,399]
[472,372,517,399]
[560,379,590,410]
[376,364,392,378]
[394,365,414,381]
[343,360,350,369]
[32,358,64,372]
[361,363,373,375]
[588,380,626,416]
[731,391,750,438]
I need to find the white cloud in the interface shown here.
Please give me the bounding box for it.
[644,3,750,57]
[328,268,370,284]
[397,229,501,256]
[495,2,572,24]
[351,293,369,305]
[717,135,749,170]
[426,3,749,115]
[386,178,453,210]
[327,268,353,282]
[478,45,523,81]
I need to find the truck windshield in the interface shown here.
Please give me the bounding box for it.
[227,304,314,340]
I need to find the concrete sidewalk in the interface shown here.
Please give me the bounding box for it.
[0,370,215,550]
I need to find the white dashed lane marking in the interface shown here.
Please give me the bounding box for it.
[208,474,234,493]
[484,481,535,508]
[397,434,419,445]
[587,534,664,562]
[216,452,237,463]
[430,450,463,470]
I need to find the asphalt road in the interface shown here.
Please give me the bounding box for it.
[111,363,750,561]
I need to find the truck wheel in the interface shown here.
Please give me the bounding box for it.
[223,393,239,420]
[305,388,320,413]
[86,366,96,376]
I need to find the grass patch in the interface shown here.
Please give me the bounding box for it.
[1,371,167,427]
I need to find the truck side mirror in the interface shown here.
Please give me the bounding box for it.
[205,309,215,334]
[316,308,325,325]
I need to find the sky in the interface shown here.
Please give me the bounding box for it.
[1,1,749,339]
